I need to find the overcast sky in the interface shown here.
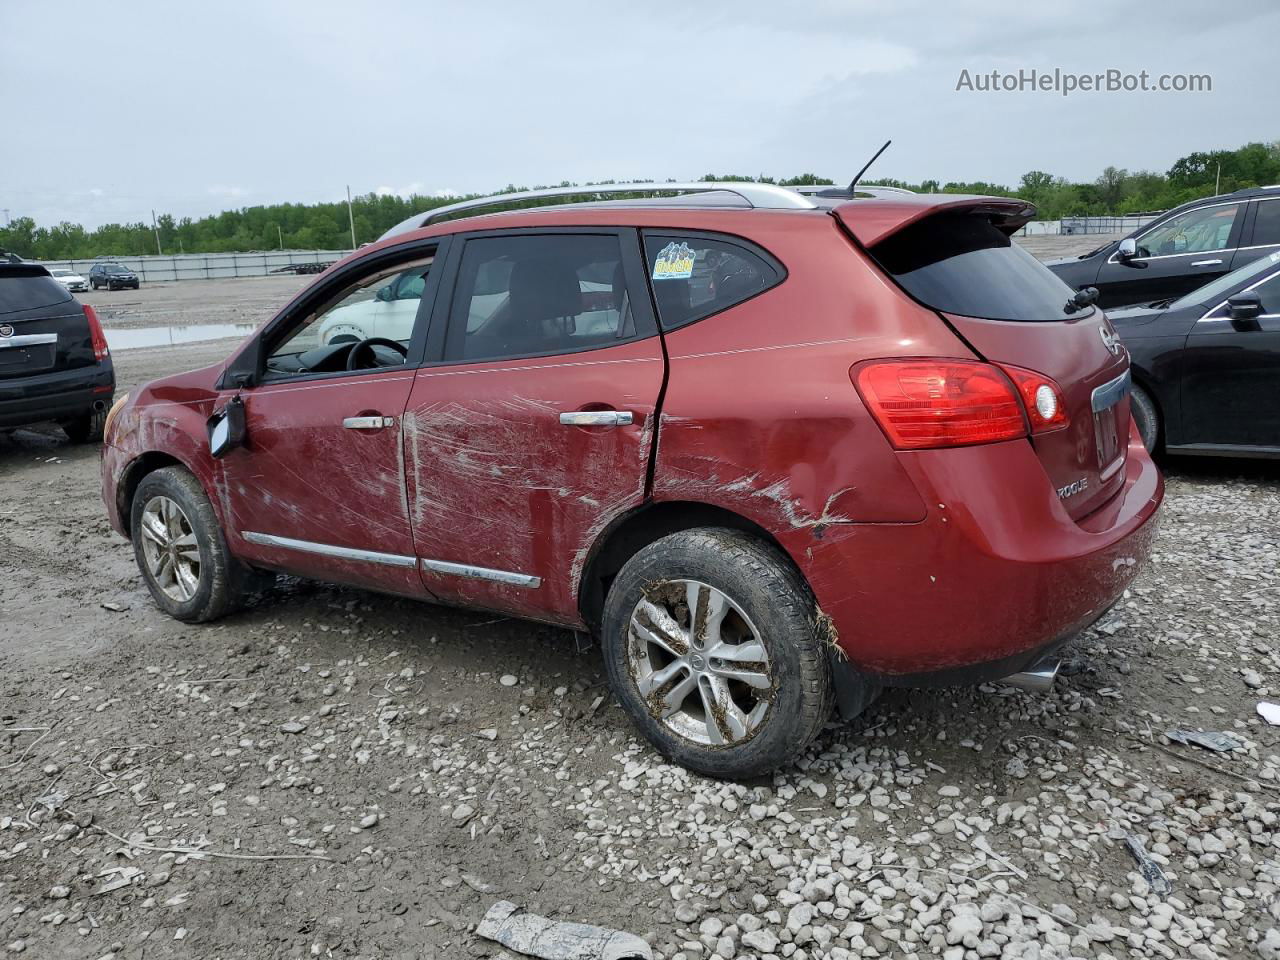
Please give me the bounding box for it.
[2,0,1276,229]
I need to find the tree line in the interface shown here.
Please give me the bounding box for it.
[3,141,1276,261]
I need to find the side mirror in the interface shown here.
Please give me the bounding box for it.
[375,283,394,302]
[1117,238,1138,260]
[207,396,246,458]
[1227,291,1263,329]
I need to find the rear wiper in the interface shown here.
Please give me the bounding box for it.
[1063,286,1099,315]
[1147,297,1176,309]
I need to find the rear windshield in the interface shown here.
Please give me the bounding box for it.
[0,269,75,316]
[872,213,1080,322]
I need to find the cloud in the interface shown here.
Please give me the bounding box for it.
[206,185,249,199]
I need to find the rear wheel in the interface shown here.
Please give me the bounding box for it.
[601,528,834,779]
[1130,384,1159,453]
[61,409,105,443]
[130,466,258,623]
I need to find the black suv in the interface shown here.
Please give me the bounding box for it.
[1046,186,1280,308]
[89,261,140,290]
[0,262,115,442]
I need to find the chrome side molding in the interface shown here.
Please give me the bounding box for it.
[420,558,541,589]
[242,531,418,568]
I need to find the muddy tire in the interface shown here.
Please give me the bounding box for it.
[61,409,106,444]
[1130,384,1160,454]
[130,466,255,623]
[601,527,834,779]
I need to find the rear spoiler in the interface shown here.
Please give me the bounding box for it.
[833,195,1037,248]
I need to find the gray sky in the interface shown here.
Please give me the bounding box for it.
[3,0,1276,229]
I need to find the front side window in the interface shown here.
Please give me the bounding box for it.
[643,234,778,330]
[449,234,633,362]
[1135,203,1241,258]
[264,256,433,378]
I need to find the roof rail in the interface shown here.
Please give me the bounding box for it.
[378,182,819,240]
[793,184,917,198]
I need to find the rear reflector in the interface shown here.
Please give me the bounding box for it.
[84,304,109,362]
[853,360,1027,449]
[997,364,1069,434]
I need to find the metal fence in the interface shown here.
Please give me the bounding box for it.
[37,249,353,283]
[1015,215,1161,237]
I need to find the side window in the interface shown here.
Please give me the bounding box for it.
[1252,271,1280,314]
[643,234,780,330]
[1136,203,1241,258]
[1251,200,1280,249]
[449,234,633,362]
[263,254,434,378]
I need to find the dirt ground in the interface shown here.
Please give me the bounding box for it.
[2,244,1278,960]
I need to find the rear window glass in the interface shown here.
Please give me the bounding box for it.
[0,270,75,316]
[643,234,780,330]
[872,213,1080,322]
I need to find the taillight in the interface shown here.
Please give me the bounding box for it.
[853,360,1027,449]
[997,364,1069,434]
[84,303,109,362]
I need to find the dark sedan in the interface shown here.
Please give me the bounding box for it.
[1113,249,1280,456]
[1047,186,1280,308]
[89,262,140,290]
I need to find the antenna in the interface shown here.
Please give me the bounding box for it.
[848,140,892,193]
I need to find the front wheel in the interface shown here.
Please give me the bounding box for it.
[601,528,835,779]
[130,466,259,623]
[1130,383,1160,454]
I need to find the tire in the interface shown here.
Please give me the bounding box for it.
[1130,384,1159,454]
[130,466,257,623]
[61,409,106,444]
[601,527,834,779]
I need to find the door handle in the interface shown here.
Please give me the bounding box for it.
[1191,259,1223,267]
[343,416,395,430]
[559,410,634,427]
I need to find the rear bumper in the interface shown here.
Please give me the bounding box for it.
[0,362,114,429]
[804,421,1163,677]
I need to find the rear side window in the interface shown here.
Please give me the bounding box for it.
[449,234,636,362]
[0,269,74,316]
[1252,199,1280,248]
[643,234,781,330]
[872,213,1079,322]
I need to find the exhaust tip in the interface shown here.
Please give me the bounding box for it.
[1002,656,1060,694]
[92,399,108,412]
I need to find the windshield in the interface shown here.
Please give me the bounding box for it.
[872,212,1081,322]
[51,269,70,277]
[1170,249,1280,310]
[104,263,128,271]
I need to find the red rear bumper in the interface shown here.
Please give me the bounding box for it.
[801,421,1162,678]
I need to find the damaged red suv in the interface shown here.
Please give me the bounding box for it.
[101,183,1163,778]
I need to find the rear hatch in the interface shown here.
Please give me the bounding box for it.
[842,201,1131,520]
[0,265,95,378]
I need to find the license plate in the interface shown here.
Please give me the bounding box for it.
[1091,370,1131,480]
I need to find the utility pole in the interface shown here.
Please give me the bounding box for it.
[277,224,284,250]
[151,209,162,255]
[1,209,9,227]
[346,185,357,250]
[1215,162,1221,195]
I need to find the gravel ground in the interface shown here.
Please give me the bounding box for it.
[2,240,1278,960]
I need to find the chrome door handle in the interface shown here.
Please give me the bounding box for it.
[559,411,634,427]
[342,416,395,430]
[1191,259,1223,267]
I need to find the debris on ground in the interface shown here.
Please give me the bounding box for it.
[1164,729,1243,752]
[1258,701,1280,725]
[1114,830,1173,896]
[477,901,653,960]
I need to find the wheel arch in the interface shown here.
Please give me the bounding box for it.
[1128,364,1166,449]
[577,499,798,635]
[116,451,193,539]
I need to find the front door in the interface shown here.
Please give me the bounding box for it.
[403,229,664,622]
[1180,265,1280,448]
[218,245,444,596]
[1095,200,1246,307]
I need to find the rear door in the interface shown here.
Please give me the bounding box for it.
[861,208,1131,519]
[1231,197,1280,271]
[403,228,663,622]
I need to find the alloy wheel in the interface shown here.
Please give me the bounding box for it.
[139,496,202,602]
[627,579,773,747]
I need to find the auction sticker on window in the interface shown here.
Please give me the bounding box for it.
[652,241,695,281]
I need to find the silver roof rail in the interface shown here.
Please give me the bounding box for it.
[793,184,917,197]
[379,182,819,240]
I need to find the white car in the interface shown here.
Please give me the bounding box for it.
[316,269,426,346]
[50,268,89,293]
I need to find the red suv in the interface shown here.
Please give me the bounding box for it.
[100,183,1163,778]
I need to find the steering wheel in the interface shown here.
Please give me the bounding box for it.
[345,337,408,371]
